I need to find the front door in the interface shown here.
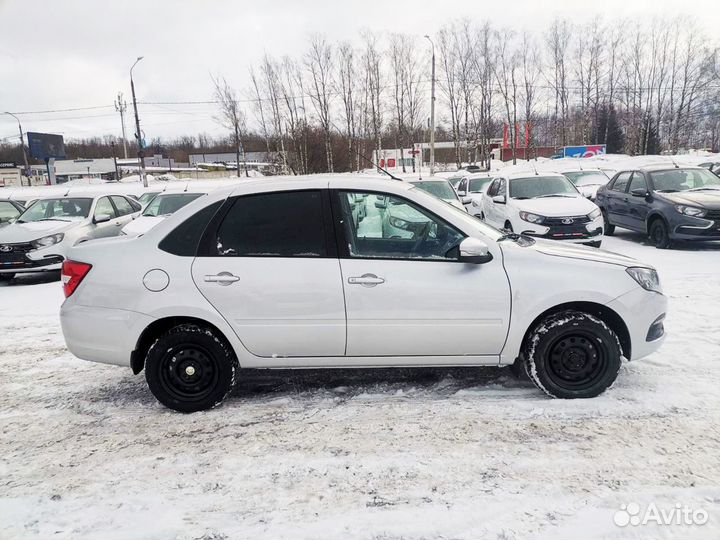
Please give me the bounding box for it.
[334,190,511,358]
[606,171,632,227]
[90,196,121,239]
[191,190,346,358]
[625,172,651,232]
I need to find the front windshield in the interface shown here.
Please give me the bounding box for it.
[563,171,610,187]
[509,176,580,199]
[411,181,457,201]
[650,168,720,192]
[142,193,205,217]
[17,198,92,223]
[468,178,492,193]
[138,192,160,205]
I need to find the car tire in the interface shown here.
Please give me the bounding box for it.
[479,212,485,220]
[649,219,672,249]
[587,241,602,248]
[0,273,15,282]
[145,323,238,413]
[524,311,622,399]
[602,210,614,236]
[504,221,514,233]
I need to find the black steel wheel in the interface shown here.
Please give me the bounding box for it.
[145,324,237,412]
[649,219,672,249]
[524,311,622,399]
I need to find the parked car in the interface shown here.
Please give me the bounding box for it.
[409,178,469,211]
[0,199,24,227]
[60,176,666,412]
[0,192,140,280]
[137,191,162,207]
[122,191,208,238]
[456,173,493,216]
[560,169,611,200]
[481,173,604,247]
[595,164,720,248]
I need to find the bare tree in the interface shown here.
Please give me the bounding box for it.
[306,34,335,172]
[337,42,359,172]
[211,74,248,177]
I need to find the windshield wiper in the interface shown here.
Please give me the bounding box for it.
[35,217,72,222]
[688,187,720,192]
[534,194,575,198]
[656,189,679,193]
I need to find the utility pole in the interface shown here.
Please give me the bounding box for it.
[114,92,129,158]
[130,56,148,188]
[4,111,30,185]
[111,140,120,181]
[424,35,436,176]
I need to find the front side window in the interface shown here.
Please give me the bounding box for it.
[486,179,499,197]
[338,191,465,260]
[94,197,116,220]
[469,178,492,193]
[628,172,648,193]
[215,190,326,257]
[410,181,457,202]
[111,196,135,216]
[18,198,92,223]
[611,172,632,193]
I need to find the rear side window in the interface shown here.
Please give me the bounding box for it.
[159,201,222,256]
[111,196,135,216]
[214,190,326,257]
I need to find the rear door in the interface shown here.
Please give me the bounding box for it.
[110,196,139,231]
[89,196,120,239]
[191,190,346,358]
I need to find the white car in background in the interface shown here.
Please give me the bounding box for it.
[0,192,140,280]
[122,190,208,238]
[481,172,605,247]
[59,175,666,412]
[408,178,469,211]
[456,173,493,216]
[561,169,611,200]
[0,199,25,227]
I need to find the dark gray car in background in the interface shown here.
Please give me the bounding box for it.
[595,164,720,248]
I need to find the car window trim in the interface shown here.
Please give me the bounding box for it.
[330,188,468,263]
[196,188,335,259]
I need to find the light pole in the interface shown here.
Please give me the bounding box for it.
[4,111,30,185]
[114,92,129,159]
[130,56,148,188]
[424,35,436,176]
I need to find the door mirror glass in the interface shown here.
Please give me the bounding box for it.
[458,237,493,264]
[630,188,648,198]
[94,213,112,224]
[492,195,506,204]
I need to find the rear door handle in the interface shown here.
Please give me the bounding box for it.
[348,273,385,287]
[204,272,240,285]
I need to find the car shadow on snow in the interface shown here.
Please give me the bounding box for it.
[0,271,60,287]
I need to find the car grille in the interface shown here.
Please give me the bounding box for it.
[705,209,720,220]
[0,242,34,267]
[544,215,591,226]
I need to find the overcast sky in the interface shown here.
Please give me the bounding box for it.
[1,0,717,144]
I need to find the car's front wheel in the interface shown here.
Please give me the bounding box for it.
[145,324,238,413]
[524,311,622,399]
[649,219,672,249]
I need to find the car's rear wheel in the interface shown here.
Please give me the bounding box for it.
[145,324,238,413]
[602,210,614,236]
[0,273,15,282]
[524,311,622,399]
[649,219,672,249]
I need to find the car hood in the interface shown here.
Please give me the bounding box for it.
[0,219,82,243]
[513,196,597,217]
[530,238,650,268]
[655,190,720,209]
[121,215,163,237]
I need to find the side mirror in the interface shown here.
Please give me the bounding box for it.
[461,196,472,205]
[458,237,493,264]
[457,190,467,197]
[492,195,506,205]
[94,213,112,224]
[374,197,387,209]
[630,188,649,198]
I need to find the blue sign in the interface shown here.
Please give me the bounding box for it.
[562,145,606,158]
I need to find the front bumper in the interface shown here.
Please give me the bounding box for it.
[606,287,668,361]
[0,241,65,273]
[60,301,154,367]
[521,216,604,244]
[671,215,720,240]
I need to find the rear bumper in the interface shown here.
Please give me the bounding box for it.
[606,287,668,361]
[60,302,154,367]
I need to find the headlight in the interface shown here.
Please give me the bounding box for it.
[588,208,602,220]
[31,233,64,249]
[626,267,662,293]
[389,216,410,229]
[674,205,707,218]
[519,211,545,224]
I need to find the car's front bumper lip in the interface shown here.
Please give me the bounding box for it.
[606,287,668,361]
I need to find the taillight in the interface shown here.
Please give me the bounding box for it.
[61,260,93,298]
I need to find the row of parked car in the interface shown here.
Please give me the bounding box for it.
[438,155,720,250]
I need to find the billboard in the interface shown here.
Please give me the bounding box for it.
[562,145,606,158]
[27,132,66,160]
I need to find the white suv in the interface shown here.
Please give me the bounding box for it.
[481,172,605,247]
[60,176,666,412]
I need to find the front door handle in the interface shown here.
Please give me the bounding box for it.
[204,272,240,285]
[348,273,385,287]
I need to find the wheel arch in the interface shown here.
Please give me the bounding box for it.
[130,316,236,375]
[521,301,631,360]
[645,211,668,235]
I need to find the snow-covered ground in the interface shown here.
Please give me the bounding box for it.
[1,232,719,540]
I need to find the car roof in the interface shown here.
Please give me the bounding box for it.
[31,191,133,200]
